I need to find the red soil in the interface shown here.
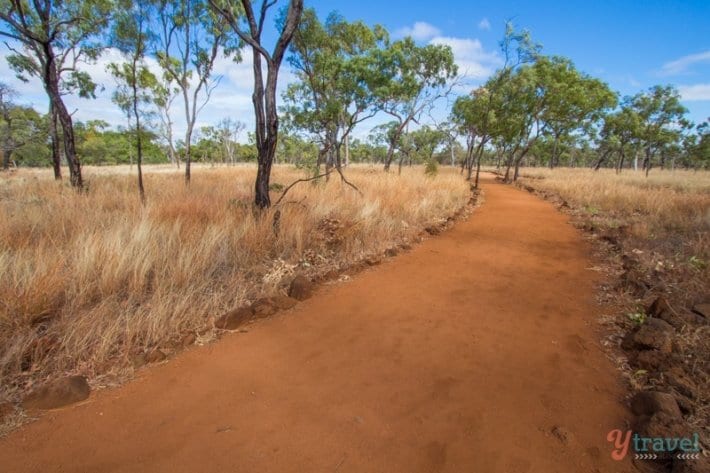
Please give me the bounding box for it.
[0,174,634,472]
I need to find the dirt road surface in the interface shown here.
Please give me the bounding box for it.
[0,174,634,472]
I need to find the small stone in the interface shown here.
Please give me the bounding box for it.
[145,349,167,364]
[619,269,650,297]
[672,393,695,415]
[647,296,675,318]
[634,412,689,440]
[215,307,252,330]
[288,275,313,301]
[321,270,339,281]
[22,376,90,410]
[691,303,710,319]
[130,353,147,369]
[646,296,686,328]
[385,248,398,257]
[679,310,706,326]
[630,391,682,418]
[632,318,673,353]
[425,226,440,235]
[270,295,298,310]
[365,257,381,266]
[551,426,573,444]
[251,298,277,317]
[181,333,196,347]
[0,402,14,423]
[633,350,670,371]
[665,369,697,399]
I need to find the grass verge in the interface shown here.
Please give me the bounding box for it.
[0,164,471,412]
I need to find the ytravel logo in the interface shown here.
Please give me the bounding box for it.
[607,429,702,461]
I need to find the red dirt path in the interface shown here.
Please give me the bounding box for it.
[0,174,634,472]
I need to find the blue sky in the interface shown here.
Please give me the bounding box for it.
[1,0,708,140]
[307,0,710,122]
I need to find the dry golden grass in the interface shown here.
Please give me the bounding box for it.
[518,168,710,232]
[0,164,470,401]
[522,169,710,298]
[517,168,710,303]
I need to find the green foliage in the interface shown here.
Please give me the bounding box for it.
[424,158,438,177]
[348,138,387,164]
[373,36,458,166]
[627,311,647,325]
[410,126,446,163]
[373,37,458,108]
[269,182,285,192]
[75,121,165,165]
[1,83,50,167]
[598,85,690,171]
[584,205,600,216]
[688,255,707,271]
[282,8,388,167]
[0,0,112,97]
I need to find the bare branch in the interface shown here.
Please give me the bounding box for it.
[208,0,271,60]
[273,170,332,206]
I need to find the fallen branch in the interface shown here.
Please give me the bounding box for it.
[274,165,363,207]
[334,165,363,196]
[273,170,333,206]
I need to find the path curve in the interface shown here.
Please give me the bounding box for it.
[0,174,634,472]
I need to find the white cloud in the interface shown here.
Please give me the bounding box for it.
[478,18,491,31]
[660,50,710,76]
[429,36,501,80]
[678,84,710,101]
[395,21,441,41]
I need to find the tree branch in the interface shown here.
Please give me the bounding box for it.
[273,170,332,206]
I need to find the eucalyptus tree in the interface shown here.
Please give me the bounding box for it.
[630,85,688,176]
[409,125,446,167]
[537,57,616,169]
[451,86,498,184]
[282,8,387,178]
[156,0,241,184]
[496,62,550,182]
[347,138,386,164]
[5,42,101,179]
[600,103,641,173]
[153,79,180,167]
[109,1,161,203]
[373,37,457,171]
[370,120,409,169]
[687,121,710,170]
[694,122,710,170]
[451,23,540,186]
[275,132,318,166]
[0,0,112,187]
[209,0,304,209]
[492,56,606,181]
[437,122,460,167]
[0,82,47,169]
[216,117,245,165]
